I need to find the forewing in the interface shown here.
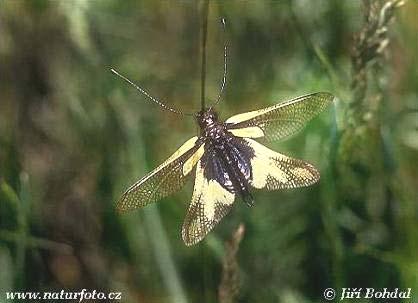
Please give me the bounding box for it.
[182,159,235,246]
[117,136,205,212]
[245,139,320,190]
[226,92,334,141]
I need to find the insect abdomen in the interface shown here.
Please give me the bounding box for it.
[219,138,255,206]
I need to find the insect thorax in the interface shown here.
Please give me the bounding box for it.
[197,107,219,129]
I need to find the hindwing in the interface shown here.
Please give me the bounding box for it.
[244,138,320,190]
[182,158,236,246]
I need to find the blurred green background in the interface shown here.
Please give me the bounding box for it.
[0,1,417,302]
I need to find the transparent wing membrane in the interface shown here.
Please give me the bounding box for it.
[226,92,334,141]
[117,137,203,212]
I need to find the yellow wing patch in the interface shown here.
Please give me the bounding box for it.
[204,180,235,219]
[228,126,264,138]
[182,160,235,246]
[164,136,199,165]
[226,108,269,124]
[182,143,205,176]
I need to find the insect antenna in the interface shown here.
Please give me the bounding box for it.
[111,68,193,116]
[212,18,228,108]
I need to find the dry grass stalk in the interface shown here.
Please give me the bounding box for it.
[218,224,245,303]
